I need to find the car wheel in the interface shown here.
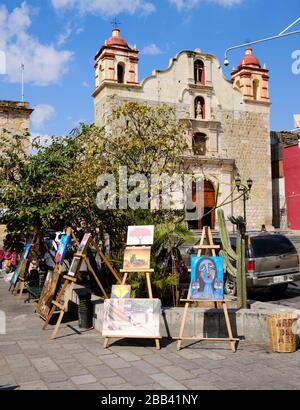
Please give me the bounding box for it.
[270,283,288,297]
[224,274,237,296]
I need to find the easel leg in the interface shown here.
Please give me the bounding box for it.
[145,272,153,299]
[155,339,160,350]
[18,280,25,297]
[177,301,189,351]
[43,280,68,330]
[51,309,65,340]
[43,304,56,330]
[222,302,236,353]
[103,337,109,349]
[83,256,108,299]
[122,273,128,285]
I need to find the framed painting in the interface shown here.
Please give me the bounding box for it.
[111,285,131,299]
[78,234,91,254]
[36,264,61,319]
[123,247,151,272]
[102,299,161,338]
[10,243,31,287]
[68,256,82,277]
[54,234,71,265]
[127,226,154,246]
[190,256,224,301]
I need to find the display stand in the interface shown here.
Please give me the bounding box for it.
[103,243,161,350]
[175,226,239,352]
[43,232,122,339]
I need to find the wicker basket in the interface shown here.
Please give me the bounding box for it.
[267,313,298,353]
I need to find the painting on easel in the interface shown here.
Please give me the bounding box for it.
[10,243,31,287]
[102,299,161,338]
[68,256,82,277]
[111,285,131,299]
[78,234,91,253]
[190,256,224,300]
[123,247,151,271]
[54,234,71,264]
[127,226,154,246]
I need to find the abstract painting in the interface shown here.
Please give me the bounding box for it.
[111,285,131,299]
[54,234,71,265]
[78,234,91,253]
[190,256,224,300]
[123,247,151,271]
[102,299,161,338]
[10,244,31,287]
[127,226,154,246]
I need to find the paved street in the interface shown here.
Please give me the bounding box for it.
[0,278,300,391]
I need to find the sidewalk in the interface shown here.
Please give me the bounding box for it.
[0,278,300,391]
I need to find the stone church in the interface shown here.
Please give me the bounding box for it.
[93,28,272,231]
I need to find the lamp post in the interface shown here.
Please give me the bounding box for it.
[235,174,253,224]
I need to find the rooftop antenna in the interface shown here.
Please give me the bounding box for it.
[21,62,24,102]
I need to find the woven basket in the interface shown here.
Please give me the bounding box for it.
[267,313,298,353]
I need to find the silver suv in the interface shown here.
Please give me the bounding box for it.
[182,233,300,297]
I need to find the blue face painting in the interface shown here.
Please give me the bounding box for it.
[190,256,224,301]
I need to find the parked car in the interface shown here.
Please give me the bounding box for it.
[180,232,300,297]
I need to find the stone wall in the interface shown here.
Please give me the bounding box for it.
[0,100,33,153]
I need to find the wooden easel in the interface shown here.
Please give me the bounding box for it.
[42,274,77,339]
[43,233,122,339]
[175,226,239,352]
[103,260,161,350]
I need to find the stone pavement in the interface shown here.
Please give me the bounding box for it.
[1,279,300,391]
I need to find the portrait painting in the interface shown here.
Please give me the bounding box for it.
[190,256,224,301]
[127,226,154,246]
[102,299,161,338]
[111,285,131,299]
[123,247,151,271]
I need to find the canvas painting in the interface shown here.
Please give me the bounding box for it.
[78,234,91,253]
[127,226,154,246]
[10,244,31,287]
[54,234,71,265]
[123,247,151,271]
[36,265,61,319]
[68,256,82,277]
[102,299,161,338]
[190,256,224,300]
[111,285,131,299]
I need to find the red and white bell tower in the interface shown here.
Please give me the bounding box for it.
[94,27,139,90]
[231,48,270,103]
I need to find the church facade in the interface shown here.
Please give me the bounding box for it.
[93,28,272,231]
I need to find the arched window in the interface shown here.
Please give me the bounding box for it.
[194,60,205,84]
[193,133,207,156]
[253,80,259,100]
[117,63,125,84]
[195,96,205,120]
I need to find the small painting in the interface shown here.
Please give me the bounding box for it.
[102,299,161,338]
[123,247,151,271]
[78,234,91,253]
[10,244,31,287]
[190,256,224,301]
[68,256,82,277]
[54,234,71,265]
[111,285,131,299]
[127,226,154,246]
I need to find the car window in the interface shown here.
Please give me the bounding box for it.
[251,235,297,258]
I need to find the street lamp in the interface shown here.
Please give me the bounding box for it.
[224,17,300,66]
[235,174,253,224]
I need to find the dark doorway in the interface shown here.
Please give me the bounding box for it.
[188,180,216,230]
